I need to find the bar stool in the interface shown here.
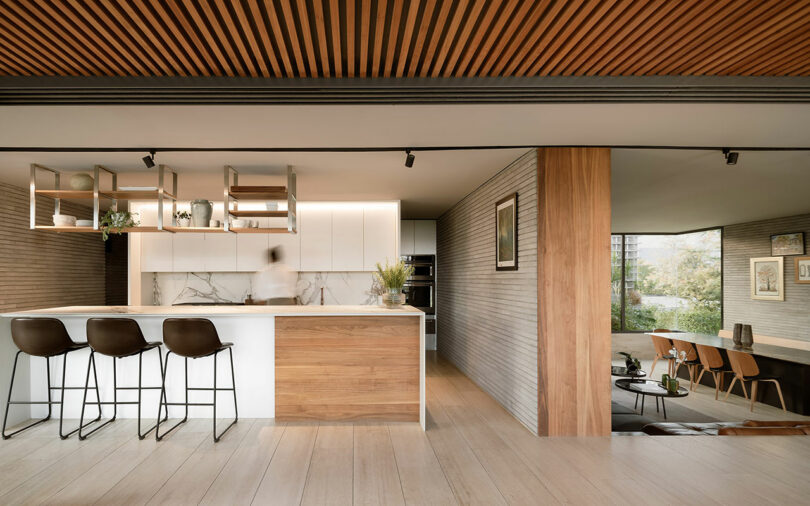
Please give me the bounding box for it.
[2,318,101,439]
[649,329,675,377]
[156,318,237,443]
[694,344,732,399]
[725,349,787,412]
[79,318,166,440]
[672,339,701,390]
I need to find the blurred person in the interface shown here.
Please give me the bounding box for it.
[251,246,298,305]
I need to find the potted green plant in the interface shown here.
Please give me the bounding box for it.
[618,351,642,374]
[375,259,414,307]
[175,210,191,227]
[99,210,139,241]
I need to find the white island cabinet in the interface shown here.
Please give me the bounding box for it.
[0,305,425,430]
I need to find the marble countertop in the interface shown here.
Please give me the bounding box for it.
[2,305,424,318]
[651,332,810,367]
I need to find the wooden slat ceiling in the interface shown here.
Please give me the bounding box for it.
[0,0,808,78]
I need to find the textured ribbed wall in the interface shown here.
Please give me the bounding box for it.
[437,150,538,433]
[0,181,107,312]
[724,213,810,341]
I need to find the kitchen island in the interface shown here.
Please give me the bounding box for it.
[1,305,425,429]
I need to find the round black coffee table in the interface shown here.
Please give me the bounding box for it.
[614,378,688,419]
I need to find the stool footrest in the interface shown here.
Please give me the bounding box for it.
[162,402,216,406]
[187,387,235,391]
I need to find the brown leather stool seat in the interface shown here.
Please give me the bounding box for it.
[3,318,101,439]
[79,318,166,440]
[156,318,238,443]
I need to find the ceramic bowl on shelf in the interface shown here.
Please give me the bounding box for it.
[53,214,77,226]
[69,173,94,191]
[231,219,248,228]
[76,219,93,227]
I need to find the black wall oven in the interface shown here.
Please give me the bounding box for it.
[402,255,435,315]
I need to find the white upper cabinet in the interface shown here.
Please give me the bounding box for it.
[299,206,332,271]
[400,220,415,256]
[236,233,269,272]
[269,229,301,271]
[414,220,437,254]
[141,233,173,272]
[363,204,398,270]
[204,233,237,271]
[332,207,364,271]
[173,234,206,272]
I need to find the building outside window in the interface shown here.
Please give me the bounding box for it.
[612,229,721,334]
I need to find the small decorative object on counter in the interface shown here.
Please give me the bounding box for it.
[661,373,670,387]
[733,323,743,346]
[375,259,414,308]
[100,210,139,240]
[618,351,641,374]
[69,173,94,191]
[190,199,213,227]
[209,219,220,228]
[667,377,680,393]
[741,324,754,349]
[175,210,191,227]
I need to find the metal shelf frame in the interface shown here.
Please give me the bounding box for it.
[30,163,178,232]
[223,165,296,234]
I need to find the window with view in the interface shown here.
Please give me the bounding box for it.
[612,229,722,334]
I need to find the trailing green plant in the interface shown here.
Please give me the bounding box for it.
[618,351,642,371]
[100,210,139,241]
[374,259,414,291]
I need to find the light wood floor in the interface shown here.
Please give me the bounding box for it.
[2,352,810,505]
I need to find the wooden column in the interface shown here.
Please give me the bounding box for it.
[537,147,611,436]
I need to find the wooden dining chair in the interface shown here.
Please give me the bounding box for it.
[649,329,674,377]
[694,344,731,399]
[672,339,701,390]
[725,349,787,412]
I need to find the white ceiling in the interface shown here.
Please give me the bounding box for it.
[0,103,808,223]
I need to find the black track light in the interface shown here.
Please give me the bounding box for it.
[404,149,415,168]
[722,148,738,165]
[142,149,156,168]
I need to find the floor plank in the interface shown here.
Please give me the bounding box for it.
[353,422,405,506]
[200,419,286,506]
[251,422,318,504]
[389,422,457,505]
[301,423,354,506]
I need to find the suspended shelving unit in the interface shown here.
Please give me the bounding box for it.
[224,165,297,234]
[30,163,177,233]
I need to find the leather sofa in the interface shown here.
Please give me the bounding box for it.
[643,420,810,436]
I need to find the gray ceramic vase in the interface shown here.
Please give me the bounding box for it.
[732,323,743,346]
[740,325,754,349]
[190,199,213,227]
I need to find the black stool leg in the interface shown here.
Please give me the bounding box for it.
[156,352,188,441]
[2,352,54,439]
[59,351,102,439]
[213,349,237,443]
[136,347,165,440]
[80,352,117,440]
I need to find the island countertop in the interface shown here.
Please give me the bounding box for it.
[2,304,424,318]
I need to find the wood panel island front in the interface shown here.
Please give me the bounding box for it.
[0,305,425,429]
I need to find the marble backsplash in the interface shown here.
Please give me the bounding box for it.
[152,272,382,306]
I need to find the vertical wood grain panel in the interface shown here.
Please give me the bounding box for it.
[436,150,539,433]
[537,147,611,436]
[0,182,107,311]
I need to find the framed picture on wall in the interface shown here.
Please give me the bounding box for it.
[750,257,784,301]
[796,256,810,284]
[495,193,518,271]
[771,232,805,256]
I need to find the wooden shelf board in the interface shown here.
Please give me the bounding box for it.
[231,227,295,234]
[163,226,226,233]
[106,190,177,200]
[35,190,112,199]
[228,210,288,218]
[34,226,164,233]
[228,191,288,201]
